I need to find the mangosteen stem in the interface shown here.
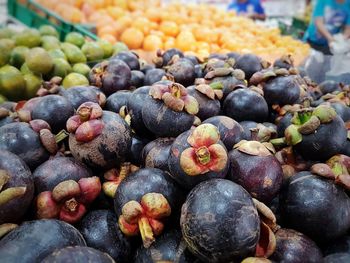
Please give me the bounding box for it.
[209,81,224,90]
[55,130,69,144]
[138,216,155,248]
[64,198,78,212]
[0,187,26,206]
[196,146,211,165]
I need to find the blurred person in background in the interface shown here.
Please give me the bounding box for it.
[227,0,266,20]
[304,0,350,54]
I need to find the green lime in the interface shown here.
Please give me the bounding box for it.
[23,73,42,99]
[61,42,87,64]
[48,49,67,60]
[10,46,30,69]
[62,72,89,88]
[113,42,129,55]
[81,42,104,62]
[0,65,26,101]
[39,25,59,38]
[13,29,42,48]
[72,63,90,77]
[25,47,54,75]
[41,35,61,51]
[49,58,72,79]
[65,32,85,48]
[97,39,114,58]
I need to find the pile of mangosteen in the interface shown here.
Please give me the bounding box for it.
[0,49,349,263]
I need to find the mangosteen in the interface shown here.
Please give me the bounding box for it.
[42,246,114,263]
[114,168,183,248]
[279,171,350,243]
[0,150,34,224]
[223,88,269,122]
[203,116,245,150]
[239,121,277,142]
[89,59,131,96]
[59,86,106,109]
[141,82,198,137]
[228,140,283,203]
[105,90,131,113]
[270,228,323,263]
[181,179,260,262]
[234,53,265,80]
[168,124,229,190]
[154,48,184,67]
[0,107,16,127]
[208,53,228,60]
[319,80,341,95]
[331,102,350,122]
[0,219,86,262]
[130,70,145,88]
[273,55,294,70]
[140,63,155,74]
[276,112,294,137]
[33,156,92,193]
[80,210,132,263]
[324,253,350,263]
[127,135,150,166]
[0,122,49,169]
[134,229,198,263]
[194,64,203,78]
[144,68,166,86]
[112,51,140,70]
[187,83,221,121]
[141,137,175,171]
[167,58,195,87]
[184,55,199,65]
[68,102,132,170]
[31,95,74,133]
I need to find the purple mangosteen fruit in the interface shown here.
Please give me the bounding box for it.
[167,58,196,87]
[112,51,140,70]
[59,85,106,109]
[105,90,131,114]
[144,68,166,86]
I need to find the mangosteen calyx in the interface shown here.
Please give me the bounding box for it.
[90,61,109,88]
[180,123,227,176]
[36,176,101,223]
[195,81,224,100]
[36,76,62,97]
[103,163,139,198]
[149,82,199,114]
[0,170,27,207]
[118,192,171,248]
[234,140,274,157]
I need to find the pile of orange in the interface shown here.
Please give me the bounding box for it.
[35,0,310,64]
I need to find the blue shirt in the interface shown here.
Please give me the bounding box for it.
[305,0,350,46]
[228,0,265,15]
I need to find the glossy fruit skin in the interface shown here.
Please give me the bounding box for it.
[160,48,184,67]
[235,54,262,80]
[209,76,246,100]
[0,219,86,263]
[0,115,15,128]
[31,95,74,133]
[167,59,195,87]
[276,113,293,137]
[279,172,350,243]
[263,76,301,106]
[203,116,245,150]
[112,51,140,70]
[59,86,104,109]
[228,149,283,203]
[141,137,174,171]
[270,228,323,263]
[33,156,92,193]
[223,89,269,122]
[294,116,347,161]
[0,150,34,224]
[324,253,350,263]
[187,86,221,121]
[331,102,350,122]
[239,121,258,140]
[130,70,145,88]
[144,68,166,86]
[168,129,229,190]
[105,90,131,113]
[79,210,132,263]
[142,96,194,138]
[69,111,132,170]
[114,168,183,217]
[318,80,340,94]
[0,122,49,170]
[42,246,114,263]
[181,179,260,263]
[134,229,198,263]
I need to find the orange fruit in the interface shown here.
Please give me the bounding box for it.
[164,37,175,49]
[100,34,117,43]
[143,35,163,51]
[175,31,197,52]
[106,7,125,19]
[120,28,144,49]
[145,8,161,23]
[159,21,179,37]
[98,25,117,37]
[132,17,151,35]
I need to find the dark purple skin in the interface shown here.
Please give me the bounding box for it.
[141,137,175,171]
[80,210,132,263]
[184,55,199,65]
[276,113,293,137]
[127,135,150,166]
[187,86,221,121]
[141,96,195,138]
[234,53,263,80]
[33,156,92,193]
[279,171,350,243]
[0,116,15,127]
[0,101,16,111]
[203,116,245,150]
[134,229,199,263]
[208,53,228,60]
[167,59,195,87]
[180,179,260,263]
[89,59,131,96]
[223,88,269,122]
[160,48,184,67]
[228,148,283,203]
[0,122,49,170]
[168,129,229,190]
[0,150,34,224]
[113,168,184,218]
[263,75,301,106]
[341,140,350,156]
[324,235,350,255]
[140,63,155,74]
[294,115,347,161]
[69,111,132,170]
[324,253,350,263]
[0,219,86,263]
[59,86,104,109]
[213,76,246,100]
[331,102,350,122]
[194,64,203,78]
[273,59,293,69]
[42,246,114,263]
[226,52,241,61]
[144,69,166,86]
[130,70,145,88]
[112,51,140,70]
[318,80,341,95]
[270,228,323,263]
[31,95,74,133]
[105,90,131,113]
[239,121,258,140]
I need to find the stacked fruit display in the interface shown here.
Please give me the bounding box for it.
[0,36,349,263]
[34,0,310,63]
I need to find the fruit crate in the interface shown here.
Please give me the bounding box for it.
[7,0,98,41]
